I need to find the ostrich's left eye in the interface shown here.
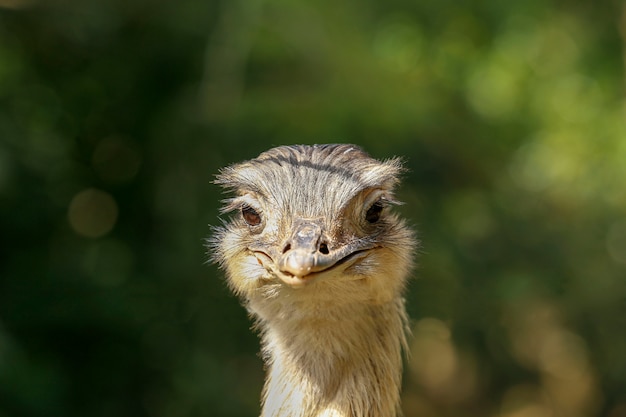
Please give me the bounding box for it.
[365,201,384,223]
[242,205,262,226]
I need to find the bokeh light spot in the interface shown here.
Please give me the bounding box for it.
[466,63,521,120]
[409,318,478,403]
[410,318,456,390]
[373,17,422,73]
[500,384,549,417]
[0,0,36,9]
[68,188,118,238]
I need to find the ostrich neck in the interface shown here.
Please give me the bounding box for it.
[254,297,407,417]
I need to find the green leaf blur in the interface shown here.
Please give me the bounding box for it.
[0,0,624,416]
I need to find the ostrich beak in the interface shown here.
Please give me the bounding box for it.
[277,220,332,279]
[257,219,372,288]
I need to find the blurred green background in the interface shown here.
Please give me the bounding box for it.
[1,0,625,416]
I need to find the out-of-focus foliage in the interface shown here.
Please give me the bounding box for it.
[0,0,625,416]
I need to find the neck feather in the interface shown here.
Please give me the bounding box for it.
[255,298,408,417]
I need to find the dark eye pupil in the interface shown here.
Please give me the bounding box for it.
[242,205,261,226]
[365,202,383,223]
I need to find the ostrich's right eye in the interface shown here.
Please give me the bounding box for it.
[365,201,384,223]
[241,205,262,226]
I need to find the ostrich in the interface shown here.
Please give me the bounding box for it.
[210,144,416,417]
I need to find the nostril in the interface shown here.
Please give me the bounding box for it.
[282,243,292,254]
[318,243,329,255]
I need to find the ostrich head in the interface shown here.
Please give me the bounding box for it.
[211,144,416,417]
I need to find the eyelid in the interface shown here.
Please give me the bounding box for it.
[377,196,401,208]
[363,189,399,209]
[240,202,263,214]
[220,195,262,214]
